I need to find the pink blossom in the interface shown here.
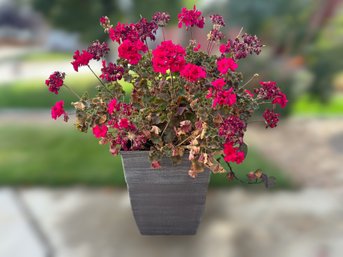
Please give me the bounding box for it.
[245,89,254,97]
[193,43,201,52]
[152,40,186,74]
[108,99,118,114]
[151,160,161,169]
[272,92,288,108]
[92,124,108,138]
[51,100,65,120]
[219,41,231,54]
[178,5,205,29]
[223,141,245,164]
[118,39,147,65]
[71,50,94,72]
[99,16,109,26]
[217,57,238,74]
[118,118,129,129]
[180,63,206,82]
[211,78,226,90]
[209,87,236,108]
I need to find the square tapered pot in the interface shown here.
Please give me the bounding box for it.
[121,151,210,235]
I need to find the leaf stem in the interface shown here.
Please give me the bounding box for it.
[63,84,81,99]
[236,27,244,38]
[87,65,113,95]
[161,119,171,137]
[241,73,259,88]
[226,160,263,185]
[162,27,166,41]
[177,134,197,147]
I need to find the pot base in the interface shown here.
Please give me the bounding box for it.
[121,151,210,235]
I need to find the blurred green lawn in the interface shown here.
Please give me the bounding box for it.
[21,51,72,62]
[0,76,132,108]
[0,125,292,189]
[293,94,343,116]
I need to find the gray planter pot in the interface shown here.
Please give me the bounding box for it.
[121,151,210,235]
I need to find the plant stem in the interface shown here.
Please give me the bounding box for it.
[63,84,81,99]
[177,134,197,147]
[87,65,113,95]
[162,27,166,41]
[236,27,243,38]
[227,162,263,185]
[247,120,265,124]
[170,72,177,99]
[208,41,216,55]
[241,73,259,88]
[161,119,171,137]
[145,39,152,60]
[207,41,213,55]
[258,101,272,105]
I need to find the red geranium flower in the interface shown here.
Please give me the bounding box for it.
[152,40,186,74]
[223,141,245,164]
[263,109,280,128]
[100,60,124,82]
[211,78,226,90]
[272,92,288,108]
[45,71,65,94]
[118,39,147,65]
[217,57,238,74]
[118,118,130,129]
[93,124,108,138]
[180,63,206,82]
[178,5,205,29]
[71,50,93,72]
[108,99,118,114]
[51,100,66,120]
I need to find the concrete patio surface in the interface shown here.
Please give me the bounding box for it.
[1,187,343,257]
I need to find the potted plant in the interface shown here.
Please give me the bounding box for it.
[45,5,288,235]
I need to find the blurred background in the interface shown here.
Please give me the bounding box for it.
[0,0,343,256]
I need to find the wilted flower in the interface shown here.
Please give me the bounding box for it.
[87,40,110,61]
[45,71,65,94]
[263,109,280,128]
[152,12,171,27]
[100,61,124,82]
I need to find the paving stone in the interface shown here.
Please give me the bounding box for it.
[0,188,45,257]
[246,117,343,187]
[20,187,343,257]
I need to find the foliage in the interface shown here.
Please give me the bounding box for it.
[32,0,120,41]
[45,6,288,187]
[32,0,182,42]
[292,94,343,116]
[306,7,343,101]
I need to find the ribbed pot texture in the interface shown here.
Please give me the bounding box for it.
[121,151,210,235]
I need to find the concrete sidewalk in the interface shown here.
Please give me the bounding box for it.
[1,187,343,257]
